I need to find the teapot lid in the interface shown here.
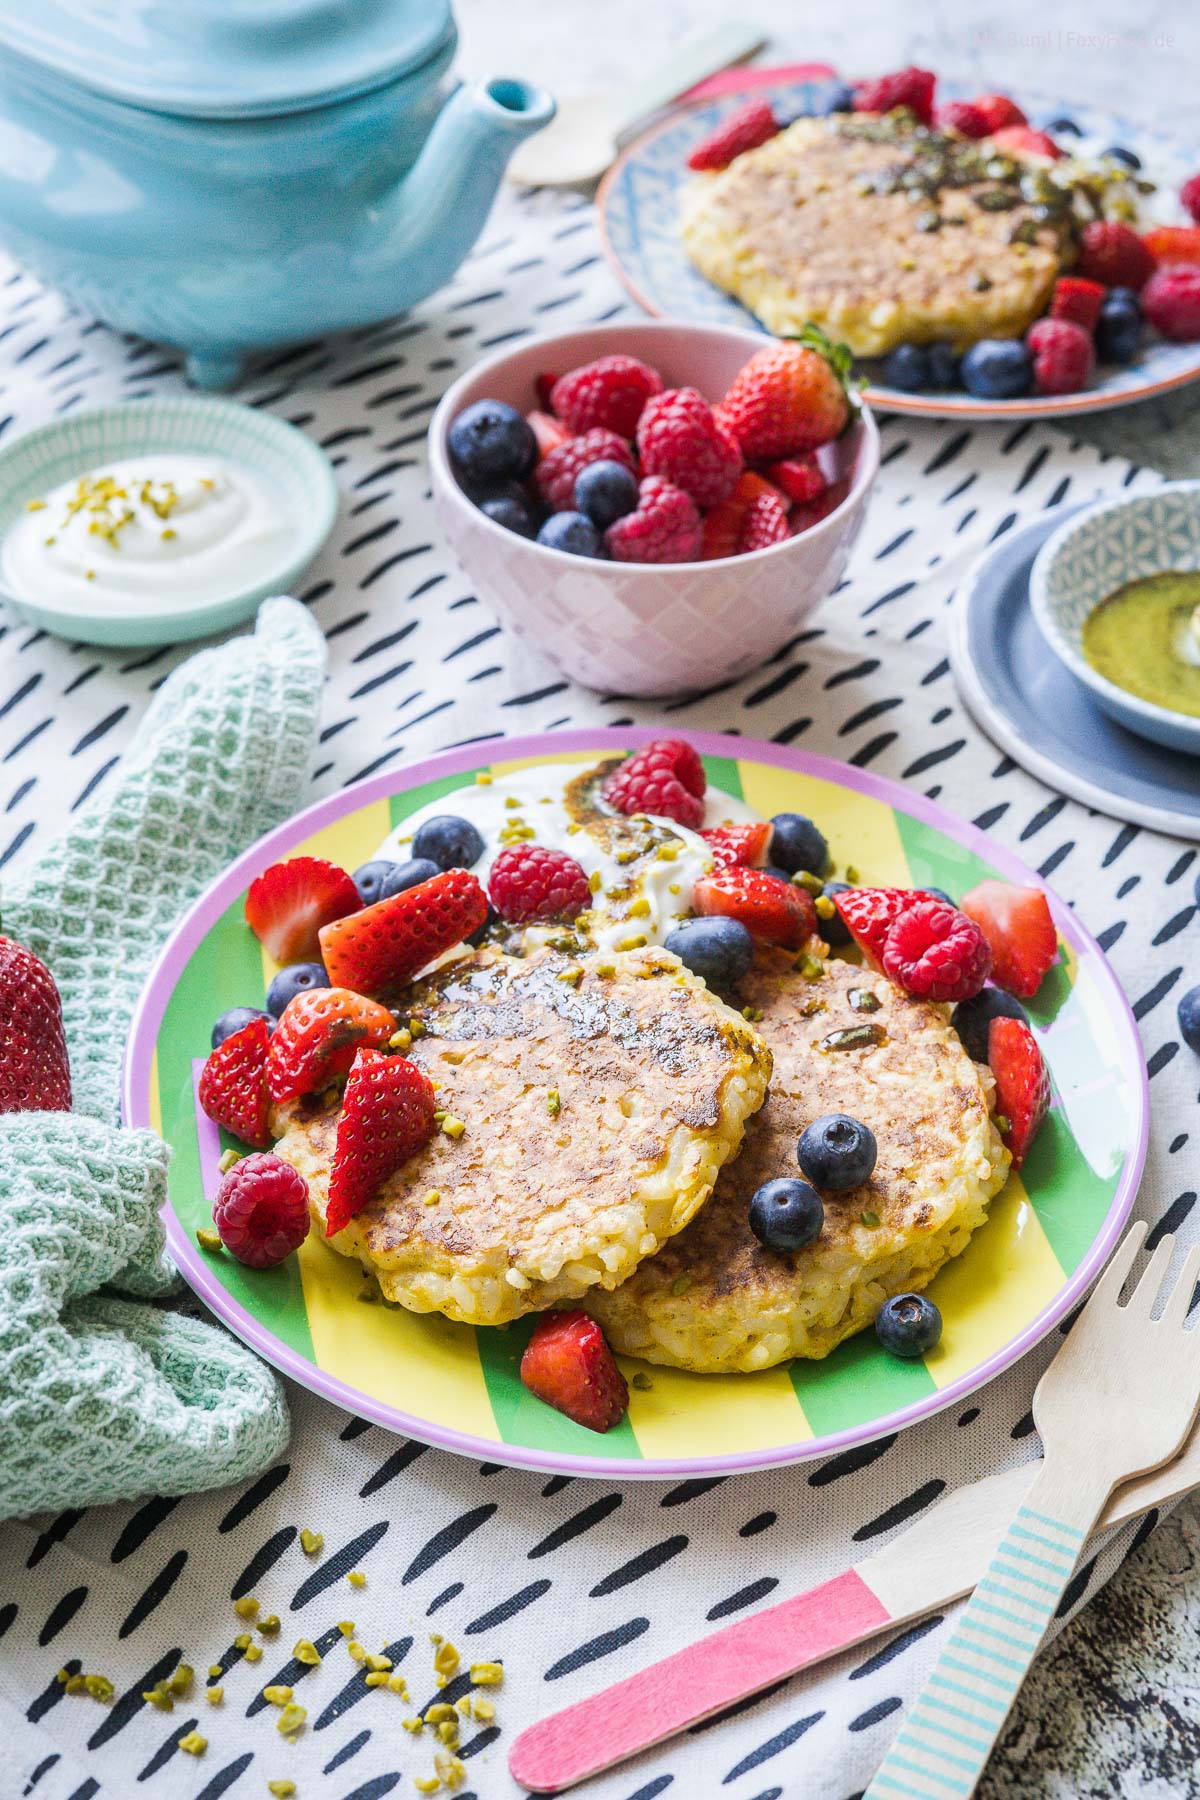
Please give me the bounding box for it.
[0,0,457,118]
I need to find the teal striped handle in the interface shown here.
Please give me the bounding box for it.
[865,1498,1088,1798]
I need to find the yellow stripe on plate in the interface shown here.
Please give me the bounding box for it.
[297,1235,501,1443]
[621,1360,811,1460]
[258,798,395,990]
[147,1048,163,1137]
[923,1175,1065,1390]
[735,764,912,886]
[489,751,600,778]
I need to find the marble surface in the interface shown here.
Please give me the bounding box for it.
[454,4,1200,1795]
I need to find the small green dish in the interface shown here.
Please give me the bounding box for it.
[0,396,337,646]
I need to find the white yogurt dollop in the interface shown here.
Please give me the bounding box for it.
[2,454,292,615]
[376,760,761,954]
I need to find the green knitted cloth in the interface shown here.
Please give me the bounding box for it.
[0,597,326,1517]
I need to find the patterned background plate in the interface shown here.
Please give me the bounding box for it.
[124,729,1148,1480]
[597,83,1200,421]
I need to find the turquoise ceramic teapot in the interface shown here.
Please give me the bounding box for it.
[0,0,554,387]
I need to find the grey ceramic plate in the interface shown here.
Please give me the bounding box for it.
[951,508,1200,841]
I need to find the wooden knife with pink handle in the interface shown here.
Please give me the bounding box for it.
[509,1426,1200,1793]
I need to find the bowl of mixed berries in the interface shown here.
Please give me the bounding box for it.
[429,320,879,696]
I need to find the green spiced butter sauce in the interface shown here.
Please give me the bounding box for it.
[1081,570,1200,719]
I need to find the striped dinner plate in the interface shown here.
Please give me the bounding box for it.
[124,730,1147,1479]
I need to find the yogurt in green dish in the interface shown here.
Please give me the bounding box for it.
[1081,571,1200,719]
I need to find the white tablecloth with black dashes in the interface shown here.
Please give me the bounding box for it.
[0,185,1195,1800]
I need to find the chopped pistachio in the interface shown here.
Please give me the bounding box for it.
[217,1147,242,1175]
[233,1633,252,1652]
[588,870,603,894]
[742,1004,764,1022]
[454,1696,472,1717]
[347,1640,366,1663]
[263,1686,294,1707]
[433,1642,460,1677]
[474,771,493,785]
[814,895,836,921]
[861,1209,881,1228]
[196,1227,223,1252]
[794,870,825,896]
[65,1674,86,1694]
[56,1669,70,1685]
[293,1640,321,1666]
[408,1018,425,1039]
[849,988,881,1013]
[25,497,46,511]
[434,1749,467,1789]
[796,954,825,982]
[268,1784,297,1798]
[595,962,616,979]
[388,1673,409,1696]
[245,1643,264,1664]
[670,1275,692,1297]
[413,1779,441,1795]
[177,1731,207,1756]
[469,1661,504,1686]
[207,1664,223,1680]
[142,1684,174,1711]
[84,1675,114,1703]
[845,865,861,883]
[504,795,521,809]
[277,1703,307,1735]
[234,1596,260,1620]
[437,1720,459,1746]
[389,1027,413,1052]
[627,897,651,918]
[423,1188,441,1207]
[365,1670,389,1688]
[168,1664,194,1697]
[402,1717,424,1734]
[424,1702,456,1724]
[259,1613,281,1636]
[556,966,582,987]
[655,842,680,862]
[338,1621,356,1637]
[440,1115,466,1139]
[546,1089,561,1117]
[630,1371,653,1391]
[206,1686,223,1706]
[471,1696,495,1722]
[365,1653,392,1672]
[995,1113,1011,1136]
[299,1529,324,1556]
[347,1571,366,1588]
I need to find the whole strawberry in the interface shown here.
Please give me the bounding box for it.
[550,355,664,439]
[488,845,592,924]
[605,476,703,564]
[1077,221,1156,292]
[1027,318,1095,396]
[0,937,71,1113]
[213,1153,310,1269]
[718,333,851,462]
[1142,266,1200,342]
[636,387,742,508]
[687,97,779,173]
[534,429,636,513]
[604,738,706,829]
[325,1047,436,1236]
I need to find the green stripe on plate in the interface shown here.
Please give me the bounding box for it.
[1018,1108,1118,1274]
[703,755,745,804]
[789,1323,935,1436]
[893,809,999,900]
[389,772,478,832]
[476,1315,642,1459]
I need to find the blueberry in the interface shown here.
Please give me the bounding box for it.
[748,1178,824,1254]
[769,812,828,877]
[927,343,961,389]
[448,399,537,488]
[1102,144,1141,170]
[816,81,855,115]
[380,856,442,897]
[951,986,1029,1063]
[764,866,795,886]
[574,460,639,529]
[881,344,931,392]
[467,902,498,948]
[923,886,955,906]
[875,1292,942,1359]
[536,510,605,558]
[1046,116,1081,136]
[664,916,755,988]
[212,1006,273,1050]
[266,962,328,1018]
[411,816,485,872]
[480,486,537,537]
[961,339,1034,400]
[352,859,401,907]
[1178,985,1200,1053]
[798,1112,878,1191]
[820,880,852,947]
[1096,290,1143,365]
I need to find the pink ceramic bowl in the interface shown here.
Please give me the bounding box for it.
[429,321,879,697]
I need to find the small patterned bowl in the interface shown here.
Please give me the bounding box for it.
[0,396,337,646]
[1030,482,1200,756]
[428,321,879,697]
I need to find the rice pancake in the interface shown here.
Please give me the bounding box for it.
[681,113,1073,354]
[271,944,771,1327]
[588,950,1010,1371]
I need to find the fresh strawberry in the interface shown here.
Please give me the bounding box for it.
[1142,266,1200,342]
[790,477,850,535]
[693,865,816,950]
[990,124,1062,161]
[325,1047,436,1236]
[519,1310,629,1433]
[702,821,773,869]
[935,99,992,139]
[488,845,592,924]
[1049,276,1106,331]
[319,868,488,997]
[213,1153,310,1268]
[198,1016,271,1148]
[987,1015,1050,1170]
[832,886,935,968]
[534,429,635,512]
[972,94,1027,134]
[635,387,742,507]
[1141,226,1200,267]
[0,937,71,1113]
[244,856,360,965]
[549,355,664,438]
[605,475,703,564]
[717,331,851,462]
[1077,220,1156,292]
[1181,175,1200,226]
[1026,318,1095,395]
[739,489,790,551]
[852,66,936,127]
[686,97,779,172]
[701,471,783,560]
[881,899,992,1003]
[265,987,396,1103]
[534,371,559,410]
[604,737,706,829]
[526,408,571,458]
[960,880,1059,999]
[765,454,828,504]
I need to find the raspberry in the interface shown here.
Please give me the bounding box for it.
[686,97,779,173]
[1182,174,1200,225]
[1077,220,1156,292]
[882,900,992,1002]
[635,388,742,507]
[488,845,591,924]
[935,100,991,139]
[833,886,933,967]
[764,455,828,504]
[990,124,1062,161]
[1048,276,1106,331]
[738,489,790,551]
[852,66,935,127]
[549,355,664,438]
[1026,318,1095,395]
[534,429,635,512]
[972,94,1027,134]
[605,475,702,564]
[604,738,706,829]
[1142,265,1200,341]
[213,1152,310,1268]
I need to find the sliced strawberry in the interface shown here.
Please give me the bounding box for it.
[990,124,1062,161]
[198,1016,271,1148]
[266,987,396,1104]
[701,821,773,870]
[973,93,1027,134]
[0,937,71,1114]
[765,454,828,505]
[960,880,1058,999]
[520,1310,629,1433]
[245,856,360,965]
[987,1015,1050,1170]
[790,477,849,536]
[526,408,572,458]
[319,868,488,997]
[832,886,935,968]
[693,865,816,950]
[701,471,784,560]
[534,371,559,410]
[325,1047,437,1236]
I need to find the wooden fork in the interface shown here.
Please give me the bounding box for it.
[865,1223,1200,1799]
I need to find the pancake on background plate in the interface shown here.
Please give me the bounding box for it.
[588,949,1010,1371]
[272,944,771,1327]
